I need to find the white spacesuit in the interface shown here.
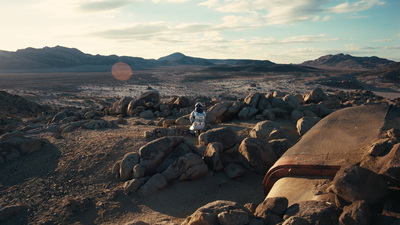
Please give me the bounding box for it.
[189,102,206,134]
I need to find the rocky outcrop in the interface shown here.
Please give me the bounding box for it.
[0,131,49,163]
[332,164,387,205]
[238,137,277,174]
[283,200,341,225]
[181,200,252,225]
[199,127,237,150]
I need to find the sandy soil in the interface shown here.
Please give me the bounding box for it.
[0,66,399,224]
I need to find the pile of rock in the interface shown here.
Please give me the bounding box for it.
[181,159,399,225]
[112,136,208,196]
[113,126,287,196]
[116,88,398,140]
[0,131,49,163]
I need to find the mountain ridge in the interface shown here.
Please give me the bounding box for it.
[0,46,397,72]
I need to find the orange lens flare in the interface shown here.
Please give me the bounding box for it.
[112,62,132,81]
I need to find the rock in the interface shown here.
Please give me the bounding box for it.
[296,116,320,136]
[257,95,270,112]
[255,197,288,218]
[84,110,97,119]
[284,95,301,108]
[238,137,277,174]
[0,204,25,221]
[379,143,400,184]
[249,120,278,140]
[110,97,133,115]
[262,110,275,121]
[339,200,371,225]
[268,129,286,140]
[282,217,310,225]
[224,101,245,120]
[179,163,208,181]
[238,107,259,120]
[203,142,224,171]
[112,161,120,178]
[155,143,194,173]
[224,163,246,178]
[270,107,288,118]
[369,138,391,156]
[18,138,43,155]
[291,109,304,122]
[140,110,154,119]
[387,128,400,139]
[120,152,140,181]
[162,152,204,181]
[218,209,249,225]
[138,174,167,196]
[283,200,340,225]
[332,164,387,205]
[133,164,147,178]
[0,131,24,142]
[244,93,262,108]
[268,138,292,158]
[208,102,232,122]
[199,127,237,150]
[138,136,185,176]
[173,96,190,108]
[124,177,149,194]
[51,111,68,124]
[319,98,341,109]
[181,200,250,225]
[271,97,284,108]
[138,91,160,105]
[175,116,191,125]
[304,87,327,104]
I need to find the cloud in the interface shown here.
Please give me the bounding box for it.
[199,0,385,25]
[79,0,134,12]
[372,39,392,42]
[250,34,338,45]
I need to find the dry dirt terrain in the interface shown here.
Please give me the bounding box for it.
[0,66,399,224]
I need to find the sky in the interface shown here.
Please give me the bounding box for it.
[0,0,399,64]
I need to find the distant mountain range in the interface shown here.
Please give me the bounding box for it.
[301,53,396,70]
[0,46,397,72]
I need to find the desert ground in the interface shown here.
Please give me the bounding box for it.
[0,66,399,224]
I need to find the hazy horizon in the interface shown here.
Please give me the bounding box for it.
[1,0,399,64]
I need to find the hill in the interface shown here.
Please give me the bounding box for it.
[0,46,159,71]
[301,53,395,70]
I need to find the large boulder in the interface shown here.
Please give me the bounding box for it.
[304,87,327,104]
[199,127,237,150]
[332,164,387,205]
[238,137,277,174]
[296,116,320,136]
[244,93,262,108]
[120,152,140,181]
[136,136,185,177]
[155,142,194,173]
[179,164,208,181]
[162,152,204,181]
[254,197,288,218]
[181,200,251,225]
[173,96,190,108]
[379,143,400,184]
[238,107,258,120]
[283,200,340,225]
[339,200,371,225]
[138,173,167,196]
[110,97,133,115]
[249,120,278,140]
[207,102,232,123]
[138,90,160,105]
[203,142,224,171]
